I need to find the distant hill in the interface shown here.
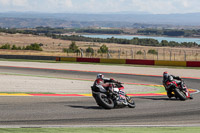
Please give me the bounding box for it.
[0,12,200,28]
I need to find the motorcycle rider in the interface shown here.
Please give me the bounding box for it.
[93,74,129,105]
[163,71,182,98]
[163,71,193,99]
[93,74,117,93]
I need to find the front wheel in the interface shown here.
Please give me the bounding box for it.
[127,97,136,108]
[96,93,114,109]
[174,88,187,101]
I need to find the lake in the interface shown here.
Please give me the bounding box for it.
[82,34,200,44]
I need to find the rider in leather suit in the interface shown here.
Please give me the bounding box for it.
[163,71,182,98]
[93,74,117,93]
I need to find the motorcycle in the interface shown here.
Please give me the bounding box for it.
[91,81,135,109]
[165,79,193,101]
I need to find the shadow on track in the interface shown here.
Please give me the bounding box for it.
[137,97,181,101]
[68,105,103,110]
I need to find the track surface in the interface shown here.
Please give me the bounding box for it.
[0,66,200,127]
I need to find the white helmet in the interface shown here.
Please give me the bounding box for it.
[97,74,104,79]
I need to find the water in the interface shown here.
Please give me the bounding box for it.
[82,34,200,44]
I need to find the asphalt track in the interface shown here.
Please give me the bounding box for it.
[0,66,200,127]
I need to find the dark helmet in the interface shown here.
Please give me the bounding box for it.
[163,71,169,80]
[97,74,104,79]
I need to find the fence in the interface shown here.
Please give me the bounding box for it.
[65,47,200,61]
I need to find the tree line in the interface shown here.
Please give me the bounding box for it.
[137,29,200,37]
[49,34,199,48]
[0,43,43,51]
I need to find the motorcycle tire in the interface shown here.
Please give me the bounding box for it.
[96,93,114,109]
[174,88,187,101]
[127,97,136,108]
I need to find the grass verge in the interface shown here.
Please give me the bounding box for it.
[0,127,200,133]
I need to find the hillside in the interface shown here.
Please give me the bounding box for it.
[0,12,200,28]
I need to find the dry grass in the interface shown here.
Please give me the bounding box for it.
[0,32,199,61]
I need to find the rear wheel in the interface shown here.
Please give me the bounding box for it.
[96,93,114,109]
[174,88,187,101]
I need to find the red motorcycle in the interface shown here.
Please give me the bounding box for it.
[165,79,193,100]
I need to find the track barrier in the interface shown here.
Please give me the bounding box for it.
[58,57,200,67]
[0,55,199,67]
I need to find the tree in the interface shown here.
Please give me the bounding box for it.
[66,41,80,53]
[11,45,17,50]
[161,40,169,46]
[148,49,158,55]
[98,44,108,53]
[86,46,94,54]
[136,50,143,55]
[25,43,43,51]
[0,44,11,49]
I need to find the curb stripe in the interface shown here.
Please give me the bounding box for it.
[0,93,31,96]
[30,94,83,96]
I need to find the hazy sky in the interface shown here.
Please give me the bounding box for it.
[0,0,200,14]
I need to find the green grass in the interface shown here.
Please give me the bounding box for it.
[0,127,200,133]
[0,58,199,70]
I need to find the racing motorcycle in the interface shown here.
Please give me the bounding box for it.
[165,79,193,101]
[91,81,135,109]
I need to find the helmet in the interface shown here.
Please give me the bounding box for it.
[163,71,169,81]
[163,71,168,75]
[97,74,104,79]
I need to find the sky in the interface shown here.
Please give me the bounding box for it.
[0,0,200,14]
